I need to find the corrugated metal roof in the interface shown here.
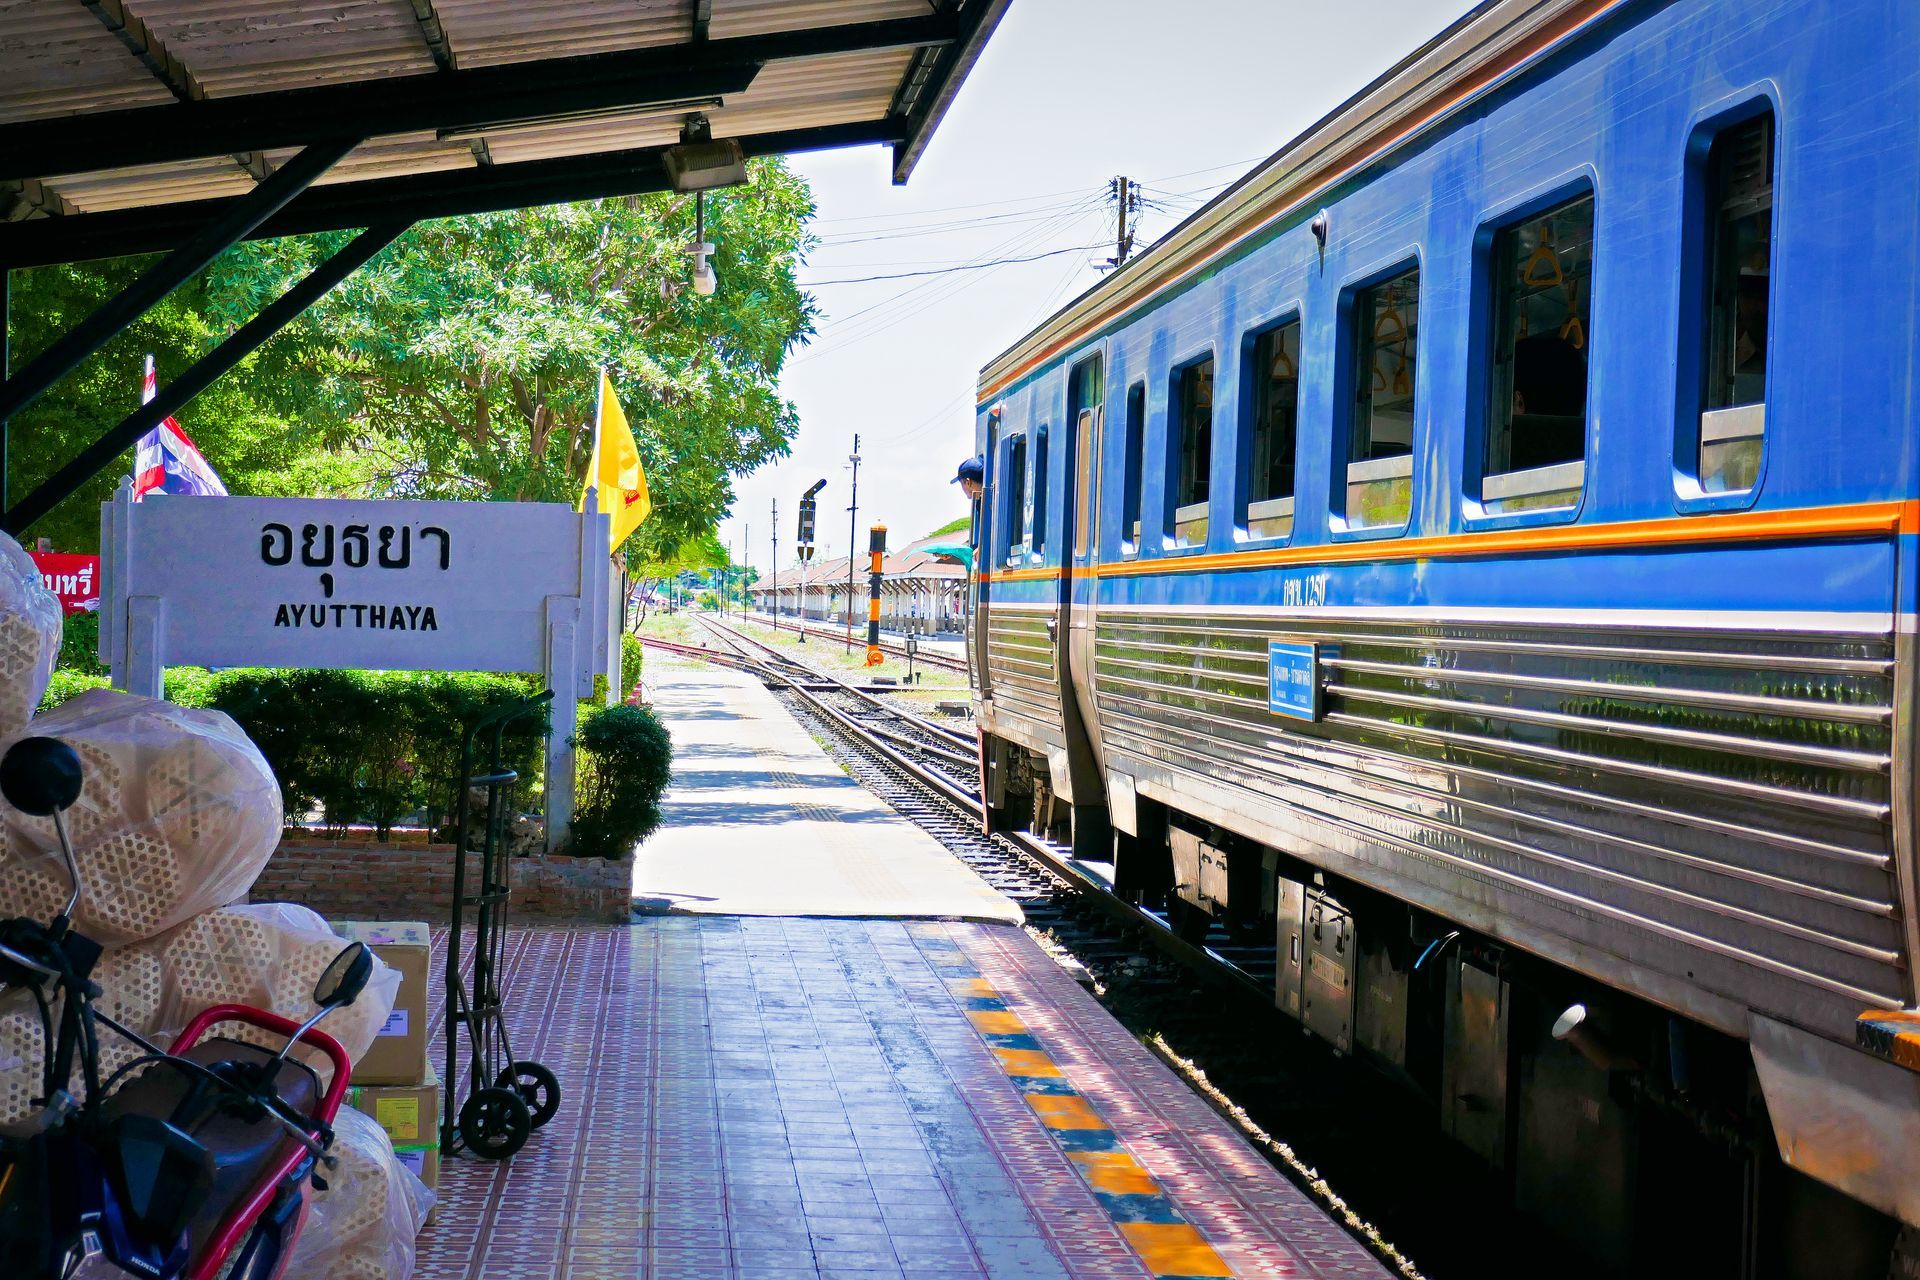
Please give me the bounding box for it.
[0,0,1009,261]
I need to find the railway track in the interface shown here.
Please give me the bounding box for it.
[733,611,971,673]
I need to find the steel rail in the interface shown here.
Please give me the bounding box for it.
[741,611,970,672]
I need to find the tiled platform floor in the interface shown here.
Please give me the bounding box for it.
[419,919,1388,1280]
[634,664,1018,922]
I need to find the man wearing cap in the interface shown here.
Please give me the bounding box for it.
[952,455,984,501]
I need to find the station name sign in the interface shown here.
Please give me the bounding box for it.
[104,493,599,676]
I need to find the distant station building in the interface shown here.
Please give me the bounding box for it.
[754,534,966,634]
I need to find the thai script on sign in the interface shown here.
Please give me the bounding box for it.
[29,552,101,615]
[259,522,450,571]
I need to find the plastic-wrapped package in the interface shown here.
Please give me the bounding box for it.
[0,945,165,1124]
[149,904,401,1080]
[283,1104,434,1280]
[0,532,61,736]
[0,689,283,945]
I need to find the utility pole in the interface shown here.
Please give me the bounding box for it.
[845,433,860,654]
[771,498,778,631]
[1105,176,1139,271]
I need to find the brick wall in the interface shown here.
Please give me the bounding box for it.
[249,837,633,924]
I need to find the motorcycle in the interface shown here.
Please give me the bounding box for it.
[0,735,374,1280]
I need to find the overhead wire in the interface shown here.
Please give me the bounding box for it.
[791,161,1265,450]
[816,204,1107,352]
[794,194,1109,354]
[798,243,1110,286]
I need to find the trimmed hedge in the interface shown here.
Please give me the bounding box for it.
[568,702,673,860]
[37,667,672,856]
[41,668,545,838]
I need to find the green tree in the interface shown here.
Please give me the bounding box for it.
[5,261,369,551]
[631,530,729,624]
[207,160,817,561]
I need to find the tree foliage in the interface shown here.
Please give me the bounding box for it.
[205,159,817,561]
[5,261,369,551]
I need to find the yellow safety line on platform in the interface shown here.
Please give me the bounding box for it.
[913,925,1235,1280]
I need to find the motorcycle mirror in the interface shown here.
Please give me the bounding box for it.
[0,737,82,816]
[2,737,87,928]
[314,942,373,1010]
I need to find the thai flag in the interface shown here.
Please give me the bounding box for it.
[132,355,226,500]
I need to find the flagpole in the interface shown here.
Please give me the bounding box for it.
[588,366,606,516]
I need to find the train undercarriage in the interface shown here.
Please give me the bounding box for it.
[980,730,1909,1280]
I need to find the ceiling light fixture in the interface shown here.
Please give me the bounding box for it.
[664,114,748,193]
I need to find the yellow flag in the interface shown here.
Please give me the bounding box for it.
[580,370,650,552]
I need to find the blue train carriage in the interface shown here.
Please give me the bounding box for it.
[969,0,1920,1273]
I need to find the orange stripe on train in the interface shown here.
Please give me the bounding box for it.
[974,499,1916,584]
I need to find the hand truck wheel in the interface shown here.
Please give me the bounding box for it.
[495,1060,561,1130]
[459,1085,532,1159]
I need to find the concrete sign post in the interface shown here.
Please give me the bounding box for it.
[99,483,613,849]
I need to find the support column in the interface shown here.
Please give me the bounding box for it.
[1,266,8,514]
[544,596,580,853]
[123,596,164,699]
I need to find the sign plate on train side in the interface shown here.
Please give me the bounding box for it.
[1267,640,1320,721]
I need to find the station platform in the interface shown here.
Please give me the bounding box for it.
[412,661,1391,1280]
[416,920,1390,1280]
[632,663,1014,923]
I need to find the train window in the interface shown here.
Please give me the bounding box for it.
[1004,435,1027,563]
[1347,266,1418,528]
[1244,319,1299,539]
[1122,383,1145,553]
[1696,112,1773,494]
[1069,356,1102,560]
[1031,423,1049,557]
[1171,356,1213,547]
[1483,193,1593,511]
[1073,409,1095,558]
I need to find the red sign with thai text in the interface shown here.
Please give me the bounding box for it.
[29,552,101,615]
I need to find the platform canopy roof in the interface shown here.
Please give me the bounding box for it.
[0,0,1007,268]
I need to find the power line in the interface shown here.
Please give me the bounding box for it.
[799,244,1107,285]
[809,186,1099,227]
[810,203,1097,247]
[798,197,1107,345]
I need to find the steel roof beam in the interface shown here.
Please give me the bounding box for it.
[403,0,496,167]
[0,138,356,423]
[0,14,959,183]
[891,0,1009,184]
[0,179,78,222]
[0,120,903,269]
[1,219,409,536]
[78,0,276,183]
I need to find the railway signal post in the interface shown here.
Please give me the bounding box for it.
[866,523,886,667]
[797,478,824,643]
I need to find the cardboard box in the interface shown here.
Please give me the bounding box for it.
[335,921,431,1085]
[347,1072,442,1216]
[347,1072,439,1147]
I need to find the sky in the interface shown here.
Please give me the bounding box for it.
[720,0,1481,572]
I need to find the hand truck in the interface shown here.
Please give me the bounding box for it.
[440,690,559,1160]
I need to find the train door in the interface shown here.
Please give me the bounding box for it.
[1059,353,1111,860]
[969,405,1001,700]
